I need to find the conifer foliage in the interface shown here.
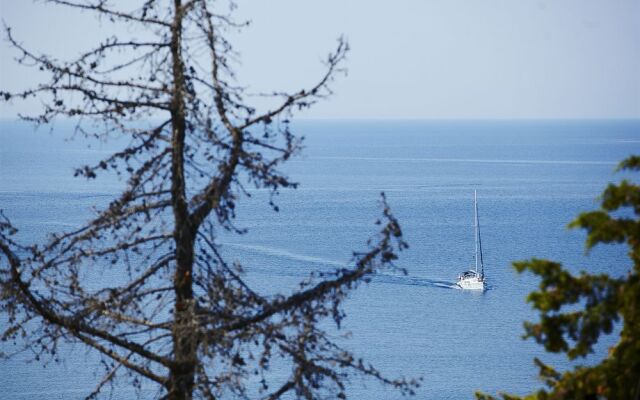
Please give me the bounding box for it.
[478,156,640,400]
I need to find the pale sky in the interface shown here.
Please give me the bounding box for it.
[1,0,639,119]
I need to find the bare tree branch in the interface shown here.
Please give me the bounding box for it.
[0,2,419,399]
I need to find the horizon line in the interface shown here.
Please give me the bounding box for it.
[1,116,639,123]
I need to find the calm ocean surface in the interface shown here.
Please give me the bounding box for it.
[1,119,639,399]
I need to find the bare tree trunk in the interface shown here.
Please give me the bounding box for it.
[0,1,420,398]
[169,1,196,398]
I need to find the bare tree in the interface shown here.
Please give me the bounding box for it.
[0,1,419,399]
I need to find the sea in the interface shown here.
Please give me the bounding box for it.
[0,119,638,399]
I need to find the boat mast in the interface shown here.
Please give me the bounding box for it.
[475,190,484,278]
[474,190,478,275]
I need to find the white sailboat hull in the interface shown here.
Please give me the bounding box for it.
[457,273,485,290]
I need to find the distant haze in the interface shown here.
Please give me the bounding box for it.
[0,0,639,119]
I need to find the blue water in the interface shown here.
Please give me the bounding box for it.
[1,119,638,399]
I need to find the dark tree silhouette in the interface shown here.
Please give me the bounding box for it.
[0,1,419,399]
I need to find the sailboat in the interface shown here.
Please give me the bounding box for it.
[457,190,486,290]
